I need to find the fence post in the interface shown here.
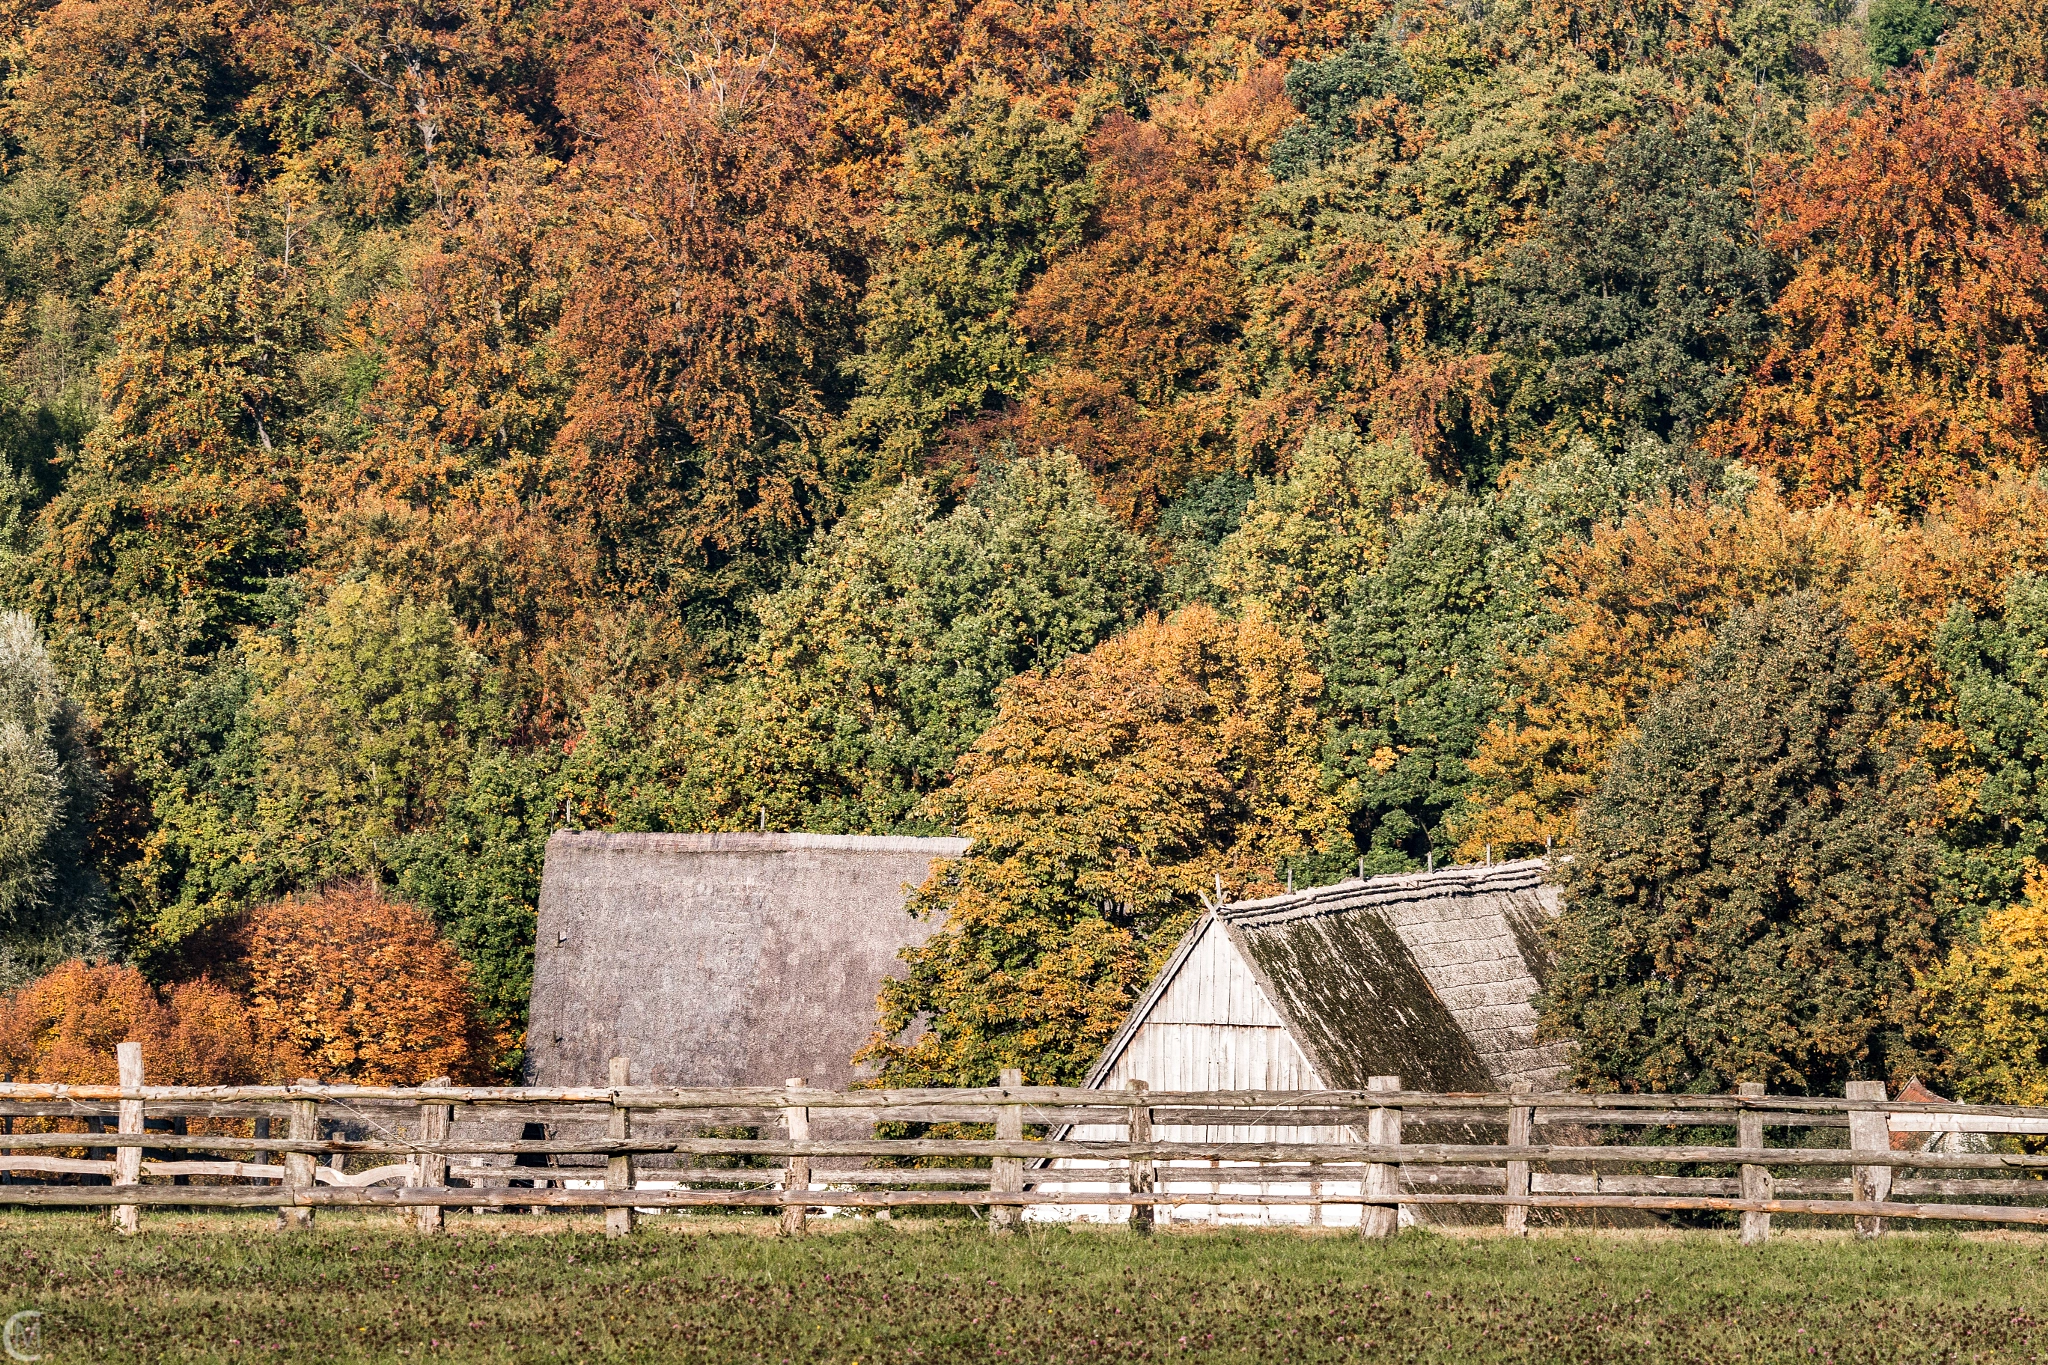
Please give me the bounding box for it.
[1738,1082,1772,1246]
[112,1042,143,1235]
[607,1057,636,1238]
[1361,1075,1402,1239]
[411,1075,452,1234]
[779,1076,810,1237]
[1503,1080,1532,1237]
[280,1079,318,1231]
[989,1068,1024,1234]
[1127,1079,1153,1235]
[1847,1080,1890,1238]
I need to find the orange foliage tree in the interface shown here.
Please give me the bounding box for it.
[979,69,1296,528]
[1714,69,2048,513]
[313,174,599,722]
[0,960,257,1084]
[543,5,863,638]
[245,881,500,1083]
[750,0,1381,191]
[859,604,1340,1086]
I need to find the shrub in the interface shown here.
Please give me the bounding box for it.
[245,882,502,1083]
[0,959,256,1084]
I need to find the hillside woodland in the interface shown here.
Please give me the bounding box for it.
[1,0,2046,1096]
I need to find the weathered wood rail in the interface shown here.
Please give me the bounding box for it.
[6,1063,2047,1239]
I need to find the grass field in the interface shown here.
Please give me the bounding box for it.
[3,1211,2045,1362]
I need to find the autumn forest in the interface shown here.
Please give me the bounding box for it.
[1,0,2046,1103]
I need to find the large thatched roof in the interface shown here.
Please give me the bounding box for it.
[524,832,969,1090]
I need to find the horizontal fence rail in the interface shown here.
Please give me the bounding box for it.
[5,1059,2047,1239]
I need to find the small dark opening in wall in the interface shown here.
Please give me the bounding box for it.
[514,1122,551,1169]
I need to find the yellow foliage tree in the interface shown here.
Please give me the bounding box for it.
[1455,479,1874,856]
[1211,429,1437,649]
[1918,875,2048,1106]
[859,604,1340,1085]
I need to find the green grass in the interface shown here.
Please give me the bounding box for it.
[4,1212,2047,1362]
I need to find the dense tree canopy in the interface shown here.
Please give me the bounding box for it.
[3,0,2047,1095]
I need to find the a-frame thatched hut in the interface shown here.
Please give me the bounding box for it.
[1036,858,1568,1225]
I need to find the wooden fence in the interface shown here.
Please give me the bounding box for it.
[6,1049,2048,1241]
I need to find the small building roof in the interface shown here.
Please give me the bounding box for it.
[1084,858,1568,1094]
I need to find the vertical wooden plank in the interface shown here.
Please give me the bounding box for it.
[607,1057,637,1238]
[1847,1080,1890,1238]
[280,1080,318,1231]
[1503,1081,1531,1237]
[413,1075,451,1234]
[989,1068,1024,1234]
[1308,1160,1323,1228]
[112,1042,143,1235]
[1128,1080,1154,1235]
[778,1078,811,1236]
[1737,1081,1772,1245]
[1361,1075,1402,1239]
[779,1076,810,1238]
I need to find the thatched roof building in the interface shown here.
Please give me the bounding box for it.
[1037,859,1569,1225]
[524,831,969,1091]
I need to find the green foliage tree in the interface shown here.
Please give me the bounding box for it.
[1932,573,2048,918]
[1483,110,1781,449]
[566,452,1158,834]
[1544,593,1941,1093]
[1868,0,1950,67]
[387,744,560,1036]
[1157,472,1255,607]
[246,576,501,888]
[1267,37,1420,183]
[838,85,1096,483]
[0,610,110,987]
[1319,433,1732,873]
[1211,429,1436,648]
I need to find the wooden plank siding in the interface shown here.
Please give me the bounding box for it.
[1034,863,1572,1228]
[1045,917,1368,1227]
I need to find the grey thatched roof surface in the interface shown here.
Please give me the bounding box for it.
[1215,858,1567,1092]
[524,832,969,1093]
